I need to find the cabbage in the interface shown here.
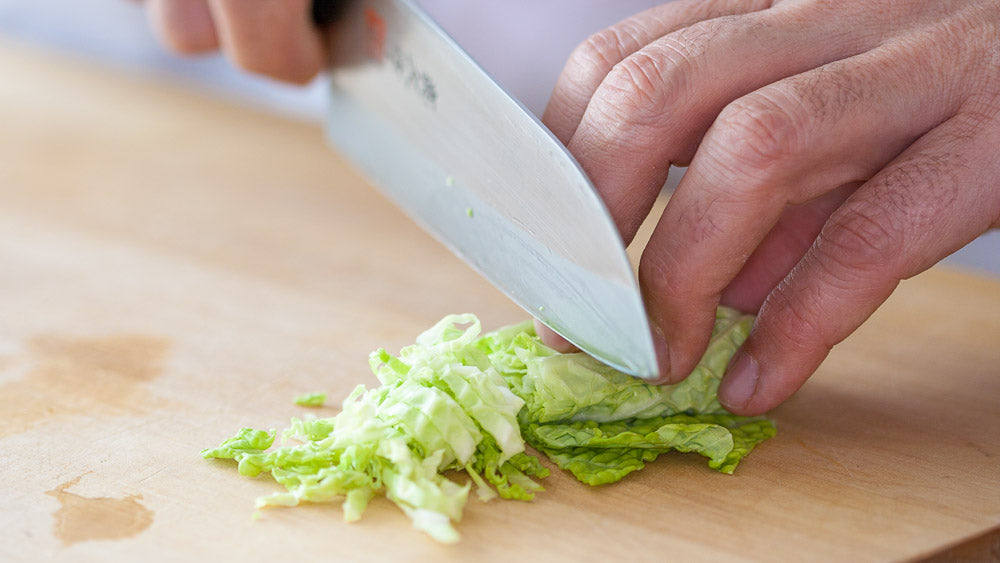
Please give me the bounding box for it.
[482,307,755,422]
[525,414,776,485]
[293,392,327,407]
[204,315,546,544]
[479,307,774,485]
[203,309,774,543]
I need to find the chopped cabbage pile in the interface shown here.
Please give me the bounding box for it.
[203,308,774,542]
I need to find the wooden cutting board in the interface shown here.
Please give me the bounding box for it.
[1,39,997,562]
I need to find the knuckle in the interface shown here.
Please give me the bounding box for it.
[561,20,650,101]
[589,46,690,132]
[581,15,740,137]
[604,52,673,118]
[817,148,967,279]
[760,283,833,355]
[880,156,959,232]
[570,25,640,80]
[818,201,903,273]
[710,92,806,180]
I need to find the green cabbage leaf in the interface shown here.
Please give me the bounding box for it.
[203,308,773,543]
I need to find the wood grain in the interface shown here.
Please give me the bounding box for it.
[0,39,997,562]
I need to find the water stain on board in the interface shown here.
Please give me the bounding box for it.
[0,335,170,437]
[46,475,154,546]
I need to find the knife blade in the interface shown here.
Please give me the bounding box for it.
[320,0,658,378]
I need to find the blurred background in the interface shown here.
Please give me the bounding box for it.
[1,0,997,276]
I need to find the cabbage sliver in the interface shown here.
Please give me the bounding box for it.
[203,309,774,543]
[203,315,546,544]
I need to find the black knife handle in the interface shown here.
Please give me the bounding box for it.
[311,0,350,26]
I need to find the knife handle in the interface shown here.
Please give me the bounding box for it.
[311,0,350,26]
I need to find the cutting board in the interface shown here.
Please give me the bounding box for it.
[0,40,997,562]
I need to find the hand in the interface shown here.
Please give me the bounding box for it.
[542,0,1000,414]
[141,0,325,83]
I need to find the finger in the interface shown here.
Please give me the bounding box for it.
[533,320,577,353]
[638,27,971,382]
[147,0,219,54]
[720,183,858,313]
[568,5,884,248]
[543,0,772,144]
[719,108,1000,414]
[207,0,324,84]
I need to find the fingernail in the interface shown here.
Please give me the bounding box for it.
[534,320,577,353]
[718,351,759,410]
[650,325,673,384]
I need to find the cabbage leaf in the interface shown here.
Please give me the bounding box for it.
[203,308,773,543]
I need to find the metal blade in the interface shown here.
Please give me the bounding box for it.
[323,0,658,378]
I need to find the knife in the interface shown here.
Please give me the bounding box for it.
[314,0,659,379]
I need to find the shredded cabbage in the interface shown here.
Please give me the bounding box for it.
[203,309,774,542]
